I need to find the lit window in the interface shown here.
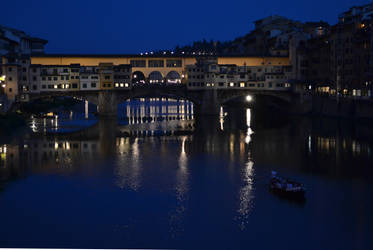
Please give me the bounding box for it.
[229,82,234,87]
[115,83,119,87]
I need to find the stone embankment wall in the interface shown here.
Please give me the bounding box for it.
[312,96,373,119]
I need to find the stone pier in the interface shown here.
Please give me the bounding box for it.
[196,89,220,116]
[98,91,118,117]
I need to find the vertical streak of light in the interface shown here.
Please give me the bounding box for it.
[245,109,254,144]
[219,106,224,131]
[85,100,89,119]
[237,160,255,230]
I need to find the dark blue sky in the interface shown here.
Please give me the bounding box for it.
[2,0,372,54]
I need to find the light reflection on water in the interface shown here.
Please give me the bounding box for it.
[120,98,194,125]
[0,103,372,249]
[29,98,195,134]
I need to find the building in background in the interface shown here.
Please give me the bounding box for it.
[80,66,99,91]
[113,64,131,89]
[99,63,114,90]
[69,64,80,90]
[186,57,291,90]
[0,25,47,56]
[0,25,47,111]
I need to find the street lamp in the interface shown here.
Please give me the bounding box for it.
[246,95,253,102]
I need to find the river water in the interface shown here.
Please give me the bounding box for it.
[0,99,372,249]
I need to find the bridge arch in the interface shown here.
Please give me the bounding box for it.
[218,89,293,105]
[165,71,181,84]
[23,93,99,117]
[132,71,146,84]
[148,71,163,84]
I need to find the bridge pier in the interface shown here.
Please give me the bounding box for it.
[98,91,118,117]
[196,89,220,116]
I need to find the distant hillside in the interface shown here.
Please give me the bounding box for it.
[159,15,329,57]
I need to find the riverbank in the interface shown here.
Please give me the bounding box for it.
[312,96,373,120]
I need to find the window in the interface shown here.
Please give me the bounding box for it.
[166,60,182,67]
[33,69,37,73]
[91,82,97,88]
[53,77,57,81]
[61,76,64,80]
[148,60,164,67]
[42,85,46,89]
[33,76,37,81]
[9,77,12,81]
[91,76,98,79]
[33,85,37,90]
[22,76,27,81]
[42,77,46,81]
[82,83,87,88]
[104,75,111,80]
[8,88,12,92]
[22,67,26,72]
[8,67,12,72]
[48,77,52,81]
[72,84,78,89]
[130,60,146,67]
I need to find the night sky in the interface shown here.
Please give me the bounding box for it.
[2,0,372,54]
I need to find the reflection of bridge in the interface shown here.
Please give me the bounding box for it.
[30,85,298,116]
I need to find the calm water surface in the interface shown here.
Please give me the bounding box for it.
[0,99,372,249]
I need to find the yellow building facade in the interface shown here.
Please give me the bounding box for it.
[31,55,290,81]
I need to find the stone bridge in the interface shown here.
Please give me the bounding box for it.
[29,85,299,116]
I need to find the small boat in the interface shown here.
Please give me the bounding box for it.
[269,171,306,200]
